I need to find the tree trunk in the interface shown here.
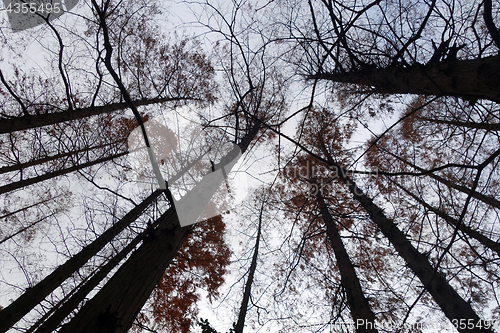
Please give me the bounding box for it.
[56,126,259,333]
[311,56,500,103]
[0,139,125,175]
[57,208,188,333]
[0,151,127,195]
[0,97,189,134]
[234,201,263,333]
[391,180,500,257]
[0,190,163,333]
[34,3,263,330]
[320,140,490,331]
[317,191,378,333]
[31,221,154,333]
[338,173,492,332]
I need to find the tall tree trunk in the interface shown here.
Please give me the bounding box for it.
[319,141,491,332]
[316,191,378,333]
[0,145,217,332]
[336,171,492,332]
[56,126,259,333]
[311,56,500,103]
[42,3,263,331]
[58,208,188,333]
[31,219,156,333]
[234,200,263,333]
[0,139,125,175]
[0,151,128,195]
[0,97,191,134]
[383,148,500,210]
[391,180,500,257]
[0,190,163,333]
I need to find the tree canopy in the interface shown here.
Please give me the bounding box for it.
[0,0,499,332]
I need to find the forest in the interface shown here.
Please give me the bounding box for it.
[0,0,499,332]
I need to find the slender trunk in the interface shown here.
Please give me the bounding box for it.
[0,210,59,245]
[0,151,127,195]
[319,139,490,331]
[311,56,500,103]
[234,202,263,333]
[384,149,500,210]
[49,4,262,331]
[56,129,258,333]
[58,208,187,333]
[0,190,163,333]
[0,139,125,175]
[391,180,500,257]
[0,146,222,332]
[31,223,152,333]
[0,97,191,134]
[338,173,491,332]
[316,191,378,333]
[0,194,61,220]
[27,156,207,333]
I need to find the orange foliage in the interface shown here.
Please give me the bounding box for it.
[149,215,231,332]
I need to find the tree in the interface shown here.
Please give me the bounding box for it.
[0,0,222,331]
[234,189,265,333]
[3,0,499,331]
[0,189,165,332]
[258,98,496,330]
[297,0,500,103]
[1,0,287,330]
[316,191,378,333]
[251,0,500,329]
[265,107,380,331]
